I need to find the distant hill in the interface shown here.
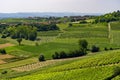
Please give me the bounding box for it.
[0,12,102,18]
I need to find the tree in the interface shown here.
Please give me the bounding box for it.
[3,26,37,41]
[91,45,99,52]
[17,38,22,45]
[52,52,59,59]
[68,23,72,27]
[0,49,7,54]
[79,39,88,54]
[39,54,45,61]
[59,51,67,58]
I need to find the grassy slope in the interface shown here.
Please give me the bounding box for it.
[6,42,78,59]
[2,22,119,58]
[0,22,120,80]
[12,50,120,80]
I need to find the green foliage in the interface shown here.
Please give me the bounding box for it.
[3,26,37,41]
[1,34,7,38]
[52,50,85,59]
[91,45,100,52]
[0,49,7,54]
[39,54,45,61]
[12,50,120,80]
[79,39,88,54]
[0,23,8,33]
[1,70,7,74]
[105,67,120,80]
[52,52,59,59]
[30,23,59,31]
[94,10,120,23]
[17,38,22,45]
[68,23,73,27]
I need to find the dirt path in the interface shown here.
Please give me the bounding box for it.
[108,23,113,43]
[12,56,120,72]
[11,56,85,72]
[108,23,111,39]
[0,43,14,49]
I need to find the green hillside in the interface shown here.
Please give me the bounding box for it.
[12,50,120,80]
[0,11,120,80]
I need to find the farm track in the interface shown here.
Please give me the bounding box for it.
[11,55,120,72]
[11,56,87,72]
[108,23,113,43]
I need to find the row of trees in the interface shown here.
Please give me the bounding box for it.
[94,10,120,23]
[2,26,37,41]
[52,40,88,59]
[29,23,59,31]
[0,23,59,34]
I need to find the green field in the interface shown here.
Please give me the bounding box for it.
[0,21,120,80]
[12,50,120,80]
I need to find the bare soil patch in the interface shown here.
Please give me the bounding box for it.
[0,60,6,64]
[0,43,14,49]
[0,54,14,64]
[0,54,14,59]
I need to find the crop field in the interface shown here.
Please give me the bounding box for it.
[37,31,61,37]
[0,21,120,80]
[12,50,120,80]
[1,22,119,60]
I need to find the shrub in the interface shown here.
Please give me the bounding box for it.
[104,47,108,51]
[1,70,7,74]
[79,39,88,54]
[1,34,7,38]
[91,45,100,52]
[68,51,75,57]
[39,54,45,61]
[52,52,59,59]
[110,47,113,50]
[52,50,86,59]
[0,49,7,54]
[59,51,67,58]
[68,23,73,27]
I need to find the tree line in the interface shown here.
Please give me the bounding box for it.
[2,26,37,41]
[94,10,120,23]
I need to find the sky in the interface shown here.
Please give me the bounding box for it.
[0,0,120,13]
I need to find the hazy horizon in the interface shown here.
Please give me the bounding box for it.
[0,0,120,13]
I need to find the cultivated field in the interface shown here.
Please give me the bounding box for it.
[0,21,120,80]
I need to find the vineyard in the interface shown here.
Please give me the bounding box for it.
[0,20,120,80]
[12,50,120,80]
